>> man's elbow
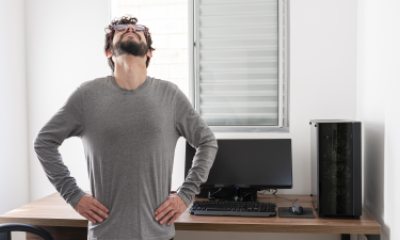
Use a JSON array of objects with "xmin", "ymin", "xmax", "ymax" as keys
[{"xmin": 33, "ymin": 133, "xmax": 49, "ymax": 154}]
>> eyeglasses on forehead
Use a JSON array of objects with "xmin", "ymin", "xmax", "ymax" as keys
[{"xmin": 105, "ymin": 24, "xmax": 147, "ymax": 33}]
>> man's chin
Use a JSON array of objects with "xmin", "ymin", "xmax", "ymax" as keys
[{"xmin": 121, "ymin": 52, "xmax": 146, "ymax": 58}]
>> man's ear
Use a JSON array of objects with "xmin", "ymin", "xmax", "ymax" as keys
[
  {"xmin": 146, "ymin": 50, "xmax": 153, "ymax": 59},
  {"xmin": 105, "ymin": 49, "xmax": 113, "ymax": 58}
]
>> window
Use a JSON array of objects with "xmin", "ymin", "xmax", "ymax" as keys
[{"xmin": 192, "ymin": 0, "xmax": 289, "ymax": 130}]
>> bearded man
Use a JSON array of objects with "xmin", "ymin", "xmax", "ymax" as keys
[{"xmin": 34, "ymin": 16, "xmax": 218, "ymax": 240}]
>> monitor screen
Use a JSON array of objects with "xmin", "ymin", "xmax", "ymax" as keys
[{"xmin": 185, "ymin": 139, "xmax": 292, "ymax": 189}]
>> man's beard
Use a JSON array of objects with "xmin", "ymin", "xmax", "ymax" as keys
[{"xmin": 113, "ymin": 37, "xmax": 148, "ymax": 57}]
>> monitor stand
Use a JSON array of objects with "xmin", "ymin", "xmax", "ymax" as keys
[{"xmin": 201, "ymin": 187, "xmax": 258, "ymax": 202}]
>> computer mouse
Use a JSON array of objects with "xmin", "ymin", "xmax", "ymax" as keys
[{"xmin": 289, "ymin": 204, "xmax": 304, "ymax": 215}]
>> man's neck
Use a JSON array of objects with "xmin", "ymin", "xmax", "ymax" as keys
[{"xmin": 113, "ymin": 55, "xmax": 147, "ymax": 90}]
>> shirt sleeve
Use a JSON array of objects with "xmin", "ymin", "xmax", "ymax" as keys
[
  {"xmin": 173, "ymin": 86, "xmax": 218, "ymax": 206},
  {"xmin": 34, "ymin": 86, "xmax": 86, "ymax": 208}
]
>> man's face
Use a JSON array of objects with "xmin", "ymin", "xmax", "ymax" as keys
[{"xmin": 111, "ymin": 24, "xmax": 149, "ymax": 57}]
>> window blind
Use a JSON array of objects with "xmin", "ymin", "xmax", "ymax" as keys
[{"xmin": 194, "ymin": 0, "xmax": 287, "ymax": 127}]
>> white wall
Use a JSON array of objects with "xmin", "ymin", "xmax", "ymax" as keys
[
  {"xmin": 286, "ymin": 0, "xmax": 357, "ymax": 196},
  {"xmin": 26, "ymin": 0, "xmax": 111, "ymax": 200},
  {"xmin": 357, "ymin": 0, "xmax": 400, "ymax": 239},
  {"xmin": 0, "ymin": 0, "xmax": 29, "ymax": 214}
]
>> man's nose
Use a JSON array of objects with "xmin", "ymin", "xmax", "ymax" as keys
[{"xmin": 126, "ymin": 25, "xmax": 136, "ymax": 32}]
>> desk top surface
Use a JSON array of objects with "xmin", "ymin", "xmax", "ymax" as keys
[{"xmin": 0, "ymin": 193, "xmax": 381, "ymax": 235}]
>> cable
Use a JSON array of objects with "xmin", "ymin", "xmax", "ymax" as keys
[
  {"xmin": 258, "ymin": 188, "xmax": 299, "ymax": 205},
  {"xmin": 207, "ymin": 188, "xmax": 223, "ymax": 200}
]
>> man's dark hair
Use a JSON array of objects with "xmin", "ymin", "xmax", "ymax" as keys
[{"xmin": 104, "ymin": 16, "xmax": 155, "ymax": 71}]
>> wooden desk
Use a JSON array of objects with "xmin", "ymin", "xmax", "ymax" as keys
[{"xmin": 0, "ymin": 193, "xmax": 381, "ymax": 240}]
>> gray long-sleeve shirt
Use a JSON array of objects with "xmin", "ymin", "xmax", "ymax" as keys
[{"xmin": 34, "ymin": 76, "xmax": 218, "ymax": 240}]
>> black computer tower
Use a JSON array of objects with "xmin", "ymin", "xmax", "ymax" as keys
[{"xmin": 310, "ymin": 120, "xmax": 361, "ymax": 218}]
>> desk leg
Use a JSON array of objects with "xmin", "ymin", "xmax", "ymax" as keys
[
  {"xmin": 0, "ymin": 232, "xmax": 10, "ymax": 240},
  {"xmin": 341, "ymin": 234, "xmax": 350, "ymax": 240}
]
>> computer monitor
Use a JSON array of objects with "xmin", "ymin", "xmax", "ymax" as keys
[{"xmin": 185, "ymin": 139, "xmax": 292, "ymax": 199}]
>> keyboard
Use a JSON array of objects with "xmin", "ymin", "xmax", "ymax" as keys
[{"xmin": 190, "ymin": 200, "xmax": 277, "ymax": 217}]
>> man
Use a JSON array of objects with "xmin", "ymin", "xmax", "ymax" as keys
[{"xmin": 34, "ymin": 16, "xmax": 218, "ymax": 240}]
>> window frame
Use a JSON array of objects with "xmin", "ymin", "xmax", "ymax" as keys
[{"xmin": 189, "ymin": 0, "xmax": 290, "ymax": 132}]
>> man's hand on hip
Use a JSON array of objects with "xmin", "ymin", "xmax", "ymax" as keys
[
  {"xmin": 155, "ymin": 193, "xmax": 187, "ymax": 225},
  {"xmin": 74, "ymin": 194, "xmax": 109, "ymax": 224}
]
